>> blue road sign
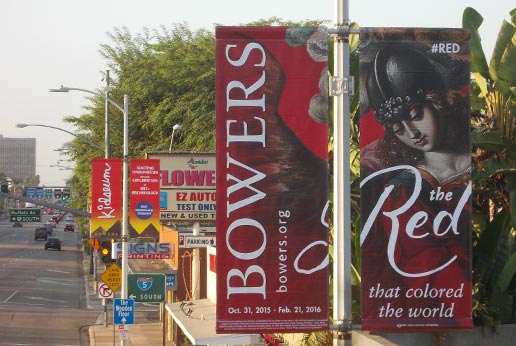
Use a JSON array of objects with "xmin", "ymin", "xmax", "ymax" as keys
[
  {"xmin": 166, "ymin": 273, "xmax": 177, "ymax": 290},
  {"xmin": 113, "ymin": 298, "xmax": 135, "ymax": 325},
  {"xmin": 26, "ymin": 187, "xmax": 35, "ymax": 198}
]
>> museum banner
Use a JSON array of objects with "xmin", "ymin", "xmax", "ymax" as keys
[
  {"xmin": 90, "ymin": 158, "xmax": 123, "ymax": 238},
  {"xmin": 129, "ymin": 159, "xmax": 161, "ymax": 238},
  {"xmin": 215, "ymin": 26, "xmax": 329, "ymax": 333},
  {"xmin": 359, "ymin": 28, "xmax": 473, "ymax": 331}
]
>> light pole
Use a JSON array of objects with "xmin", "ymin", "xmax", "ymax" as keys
[
  {"xmin": 15, "ymin": 123, "xmax": 104, "ymax": 151},
  {"xmin": 49, "ymin": 86, "xmax": 130, "ymax": 306},
  {"xmin": 168, "ymin": 124, "xmax": 182, "ymax": 153}
]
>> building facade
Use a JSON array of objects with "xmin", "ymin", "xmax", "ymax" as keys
[{"xmin": 0, "ymin": 135, "xmax": 36, "ymax": 180}]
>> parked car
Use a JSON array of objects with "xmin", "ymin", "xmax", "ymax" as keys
[
  {"xmin": 34, "ymin": 227, "xmax": 48, "ymax": 240},
  {"xmin": 45, "ymin": 237, "xmax": 62, "ymax": 251},
  {"xmin": 12, "ymin": 222, "xmax": 23, "ymax": 227},
  {"xmin": 64, "ymin": 223, "xmax": 74, "ymax": 232}
]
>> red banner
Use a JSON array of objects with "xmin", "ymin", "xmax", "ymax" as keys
[
  {"xmin": 216, "ymin": 26, "xmax": 329, "ymax": 333},
  {"xmin": 90, "ymin": 158, "xmax": 123, "ymax": 237},
  {"xmin": 359, "ymin": 28, "xmax": 472, "ymax": 331},
  {"xmin": 129, "ymin": 159, "xmax": 160, "ymax": 238}
]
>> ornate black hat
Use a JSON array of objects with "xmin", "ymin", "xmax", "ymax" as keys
[{"xmin": 364, "ymin": 45, "xmax": 446, "ymax": 125}]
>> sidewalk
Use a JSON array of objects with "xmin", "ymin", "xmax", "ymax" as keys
[{"xmin": 85, "ymin": 256, "xmax": 174, "ymax": 346}]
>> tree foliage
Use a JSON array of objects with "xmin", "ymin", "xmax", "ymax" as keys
[{"xmin": 463, "ymin": 6, "xmax": 516, "ymax": 326}]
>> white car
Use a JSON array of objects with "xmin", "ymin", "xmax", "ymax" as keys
[{"xmin": 47, "ymin": 219, "xmax": 57, "ymax": 228}]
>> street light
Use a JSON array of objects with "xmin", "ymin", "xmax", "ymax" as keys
[
  {"xmin": 168, "ymin": 124, "xmax": 182, "ymax": 153},
  {"xmin": 16, "ymin": 123, "xmax": 104, "ymax": 151},
  {"xmin": 50, "ymin": 85, "xmax": 130, "ymax": 304}
]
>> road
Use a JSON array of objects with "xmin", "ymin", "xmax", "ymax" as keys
[{"xmin": 0, "ymin": 215, "xmax": 99, "ymax": 346}]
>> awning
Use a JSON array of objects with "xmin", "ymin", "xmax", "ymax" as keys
[{"xmin": 166, "ymin": 299, "xmax": 263, "ymax": 345}]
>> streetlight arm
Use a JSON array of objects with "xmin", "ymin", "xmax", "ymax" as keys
[
  {"xmin": 16, "ymin": 123, "xmax": 104, "ymax": 151},
  {"xmin": 49, "ymin": 85, "xmax": 124, "ymax": 113}
]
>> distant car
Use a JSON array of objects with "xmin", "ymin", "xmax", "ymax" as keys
[
  {"xmin": 52, "ymin": 214, "xmax": 63, "ymax": 223},
  {"xmin": 12, "ymin": 222, "xmax": 23, "ymax": 227},
  {"xmin": 64, "ymin": 223, "xmax": 74, "ymax": 232},
  {"xmin": 47, "ymin": 219, "xmax": 57, "ymax": 228},
  {"xmin": 42, "ymin": 224, "xmax": 53, "ymax": 235},
  {"xmin": 45, "ymin": 237, "xmax": 62, "ymax": 251},
  {"xmin": 34, "ymin": 227, "xmax": 48, "ymax": 240}
]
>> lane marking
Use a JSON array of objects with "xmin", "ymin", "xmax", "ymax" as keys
[{"xmin": 4, "ymin": 290, "xmax": 19, "ymax": 303}]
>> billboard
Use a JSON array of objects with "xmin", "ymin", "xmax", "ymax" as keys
[
  {"xmin": 129, "ymin": 159, "xmax": 161, "ymax": 238},
  {"xmin": 90, "ymin": 158, "xmax": 123, "ymax": 237},
  {"xmin": 146, "ymin": 152, "xmax": 216, "ymax": 222},
  {"xmin": 359, "ymin": 28, "xmax": 472, "ymax": 330},
  {"xmin": 216, "ymin": 26, "xmax": 329, "ymax": 333}
]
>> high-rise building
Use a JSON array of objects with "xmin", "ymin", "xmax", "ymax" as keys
[{"xmin": 0, "ymin": 135, "xmax": 36, "ymax": 180}]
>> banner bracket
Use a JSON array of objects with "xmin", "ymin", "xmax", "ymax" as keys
[
  {"xmin": 327, "ymin": 25, "xmax": 359, "ymax": 41},
  {"xmin": 330, "ymin": 319, "xmax": 353, "ymax": 338},
  {"xmin": 329, "ymin": 76, "xmax": 355, "ymax": 96}
]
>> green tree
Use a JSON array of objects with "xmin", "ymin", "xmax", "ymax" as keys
[
  {"xmin": 463, "ymin": 7, "xmax": 516, "ymax": 326},
  {"xmin": 62, "ymin": 23, "xmax": 217, "ymax": 213}
]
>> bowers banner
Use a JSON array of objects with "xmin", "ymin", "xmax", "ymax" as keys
[
  {"xmin": 359, "ymin": 28, "xmax": 472, "ymax": 330},
  {"xmin": 216, "ymin": 26, "xmax": 329, "ymax": 333},
  {"xmin": 129, "ymin": 159, "xmax": 161, "ymax": 238},
  {"xmin": 90, "ymin": 158, "xmax": 123, "ymax": 237}
]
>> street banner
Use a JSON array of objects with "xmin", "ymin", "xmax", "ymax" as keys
[
  {"xmin": 359, "ymin": 28, "xmax": 472, "ymax": 330},
  {"xmin": 91, "ymin": 158, "xmax": 123, "ymax": 237},
  {"xmin": 216, "ymin": 26, "xmax": 329, "ymax": 333},
  {"xmin": 146, "ymin": 152, "xmax": 216, "ymax": 222},
  {"xmin": 129, "ymin": 159, "xmax": 160, "ymax": 238}
]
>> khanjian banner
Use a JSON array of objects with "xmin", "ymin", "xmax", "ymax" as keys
[
  {"xmin": 90, "ymin": 158, "xmax": 123, "ymax": 238},
  {"xmin": 216, "ymin": 26, "xmax": 329, "ymax": 333},
  {"xmin": 129, "ymin": 159, "xmax": 160, "ymax": 238},
  {"xmin": 359, "ymin": 28, "xmax": 472, "ymax": 330}
]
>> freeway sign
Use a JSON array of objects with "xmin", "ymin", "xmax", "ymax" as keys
[
  {"xmin": 128, "ymin": 273, "xmax": 166, "ymax": 302},
  {"xmin": 26, "ymin": 187, "xmax": 36, "ymax": 198},
  {"xmin": 45, "ymin": 188, "xmax": 53, "ymax": 199},
  {"xmin": 113, "ymin": 298, "xmax": 134, "ymax": 325},
  {"xmin": 9, "ymin": 208, "xmax": 41, "ymax": 222}
]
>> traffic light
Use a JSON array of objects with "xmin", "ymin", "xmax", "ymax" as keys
[{"xmin": 100, "ymin": 240, "xmax": 114, "ymax": 265}]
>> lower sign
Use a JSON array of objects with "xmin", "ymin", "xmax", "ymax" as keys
[
  {"xmin": 98, "ymin": 282, "xmax": 114, "ymax": 299},
  {"xmin": 113, "ymin": 298, "xmax": 135, "ymax": 325},
  {"xmin": 128, "ymin": 273, "xmax": 166, "ymax": 302}
]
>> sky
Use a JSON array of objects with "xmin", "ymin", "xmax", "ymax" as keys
[{"xmin": 1, "ymin": 0, "xmax": 513, "ymax": 186}]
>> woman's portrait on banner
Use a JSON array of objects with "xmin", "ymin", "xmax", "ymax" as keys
[{"xmin": 359, "ymin": 28, "xmax": 473, "ymax": 331}]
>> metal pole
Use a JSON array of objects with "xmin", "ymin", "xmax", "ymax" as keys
[
  {"xmin": 120, "ymin": 94, "xmax": 129, "ymax": 346},
  {"xmin": 105, "ymin": 70, "xmax": 111, "ymax": 159},
  {"xmin": 333, "ymin": 0, "xmax": 352, "ymax": 345},
  {"xmin": 192, "ymin": 222, "xmax": 200, "ymax": 300}
]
